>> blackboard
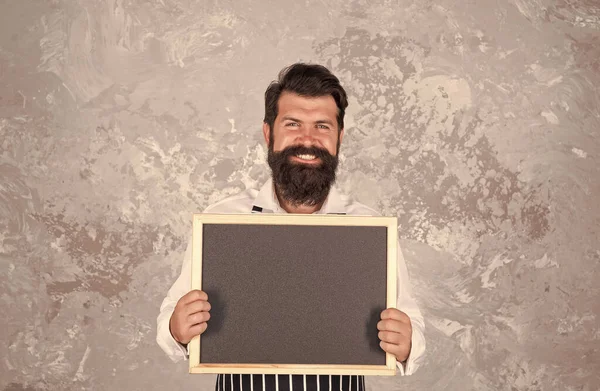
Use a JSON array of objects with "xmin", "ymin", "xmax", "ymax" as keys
[{"xmin": 189, "ymin": 214, "xmax": 397, "ymax": 376}]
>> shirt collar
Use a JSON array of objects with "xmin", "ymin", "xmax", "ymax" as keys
[{"xmin": 252, "ymin": 177, "xmax": 347, "ymax": 214}]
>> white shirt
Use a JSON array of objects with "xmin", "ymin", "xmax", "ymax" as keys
[{"xmin": 156, "ymin": 178, "xmax": 426, "ymax": 376}]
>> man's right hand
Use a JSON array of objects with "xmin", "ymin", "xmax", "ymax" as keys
[{"xmin": 169, "ymin": 290, "xmax": 211, "ymax": 345}]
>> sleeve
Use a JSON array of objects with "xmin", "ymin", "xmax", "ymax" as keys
[
  {"xmin": 394, "ymin": 243, "xmax": 426, "ymax": 375},
  {"xmin": 156, "ymin": 238, "xmax": 193, "ymax": 362}
]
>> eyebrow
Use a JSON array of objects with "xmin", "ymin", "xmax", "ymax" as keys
[
  {"xmin": 281, "ymin": 116, "xmax": 335, "ymax": 126},
  {"xmin": 281, "ymin": 116, "xmax": 303, "ymax": 123},
  {"xmin": 315, "ymin": 119, "xmax": 335, "ymax": 126}
]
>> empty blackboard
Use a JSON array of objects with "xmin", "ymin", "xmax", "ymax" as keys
[{"xmin": 189, "ymin": 214, "xmax": 397, "ymax": 376}]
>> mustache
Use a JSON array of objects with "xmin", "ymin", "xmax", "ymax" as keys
[{"xmin": 276, "ymin": 145, "xmax": 333, "ymax": 160}]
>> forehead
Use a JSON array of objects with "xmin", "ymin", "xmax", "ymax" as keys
[{"xmin": 277, "ymin": 92, "xmax": 338, "ymax": 121}]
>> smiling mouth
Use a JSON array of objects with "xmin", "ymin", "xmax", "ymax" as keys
[
  {"xmin": 290, "ymin": 153, "xmax": 321, "ymax": 164},
  {"xmin": 296, "ymin": 154, "xmax": 317, "ymax": 161}
]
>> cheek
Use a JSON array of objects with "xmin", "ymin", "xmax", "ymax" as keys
[
  {"xmin": 325, "ymin": 134, "xmax": 339, "ymax": 154},
  {"xmin": 272, "ymin": 132, "xmax": 291, "ymax": 151}
]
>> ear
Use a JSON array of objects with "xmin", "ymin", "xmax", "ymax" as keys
[
  {"xmin": 339, "ymin": 128, "xmax": 344, "ymax": 145},
  {"xmin": 262, "ymin": 122, "xmax": 271, "ymax": 146}
]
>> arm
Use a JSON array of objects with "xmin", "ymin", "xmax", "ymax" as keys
[
  {"xmin": 156, "ymin": 239, "xmax": 193, "ymax": 362},
  {"xmin": 394, "ymin": 244, "xmax": 426, "ymax": 375},
  {"xmin": 378, "ymin": 243, "xmax": 426, "ymax": 375}
]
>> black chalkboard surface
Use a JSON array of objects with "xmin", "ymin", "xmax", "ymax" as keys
[{"xmin": 189, "ymin": 214, "xmax": 397, "ymax": 376}]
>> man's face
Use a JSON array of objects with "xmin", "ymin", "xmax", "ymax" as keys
[{"xmin": 263, "ymin": 92, "xmax": 344, "ymax": 206}]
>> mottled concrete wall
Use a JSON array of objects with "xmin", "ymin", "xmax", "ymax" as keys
[{"xmin": 1, "ymin": 0, "xmax": 599, "ymax": 390}]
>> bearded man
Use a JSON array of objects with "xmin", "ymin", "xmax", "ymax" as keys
[{"xmin": 156, "ymin": 63, "xmax": 425, "ymax": 391}]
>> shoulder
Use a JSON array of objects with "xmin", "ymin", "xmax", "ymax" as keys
[
  {"xmin": 345, "ymin": 200, "xmax": 381, "ymax": 216},
  {"xmin": 203, "ymin": 188, "xmax": 258, "ymax": 214},
  {"xmin": 336, "ymin": 191, "xmax": 381, "ymax": 216}
]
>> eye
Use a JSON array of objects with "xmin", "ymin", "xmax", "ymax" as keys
[
  {"xmin": 285, "ymin": 122, "xmax": 300, "ymax": 127},
  {"xmin": 317, "ymin": 124, "xmax": 331, "ymax": 130}
]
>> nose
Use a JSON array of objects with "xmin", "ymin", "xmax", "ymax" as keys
[{"xmin": 295, "ymin": 126, "xmax": 318, "ymax": 145}]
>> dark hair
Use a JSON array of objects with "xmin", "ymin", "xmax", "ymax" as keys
[{"xmin": 263, "ymin": 63, "xmax": 348, "ymax": 137}]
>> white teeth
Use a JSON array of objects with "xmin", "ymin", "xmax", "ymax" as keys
[{"xmin": 296, "ymin": 154, "xmax": 316, "ymax": 160}]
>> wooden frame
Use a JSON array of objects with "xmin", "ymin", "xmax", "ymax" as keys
[{"xmin": 189, "ymin": 213, "xmax": 398, "ymax": 376}]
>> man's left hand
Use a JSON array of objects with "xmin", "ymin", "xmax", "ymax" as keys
[{"xmin": 377, "ymin": 308, "xmax": 412, "ymax": 363}]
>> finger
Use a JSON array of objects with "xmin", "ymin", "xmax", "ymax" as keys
[
  {"xmin": 185, "ymin": 300, "xmax": 211, "ymax": 315},
  {"xmin": 381, "ymin": 308, "xmax": 410, "ymax": 323},
  {"xmin": 377, "ymin": 319, "xmax": 407, "ymax": 334},
  {"xmin": 187, "ymin": 311, "xmax": 211, "ymax": 325},
  {"xmin": 180, "ymin": 290, "xmax": 208, "ymax": 305},
  {"xmin": 378, "ymin": 320, "xmax": 412, "ymax": 341},
  {"xmin": 181, "ymin": 322, "xmax": 208, "ymax": 344},
  {"xmin": 190, "ymin": 321, "xmax": 208, "ymax": 336},
  {"xmin": 378, "ymin": 330, "xmax": 407, "ymax": 345},
  {"xmin": 379, "ymin": 341, "xmax": 399, "ymax": 354}
]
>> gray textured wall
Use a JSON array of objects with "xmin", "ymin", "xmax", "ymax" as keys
[{"xmin": 1, "ymin": 0, "xmax": 599, "ymax": 390}]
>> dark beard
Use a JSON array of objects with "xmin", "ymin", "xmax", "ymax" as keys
[{"xmin": 267, "ymin": 144, "xmax": 339, "ymax": 207}]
